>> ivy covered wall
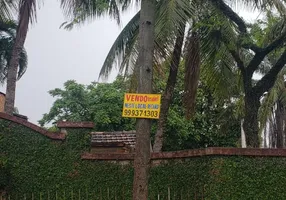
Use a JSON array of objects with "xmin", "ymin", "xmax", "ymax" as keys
[{"xmin": 1, "ymin": 119, "xmax": 286, "ymax": 199}]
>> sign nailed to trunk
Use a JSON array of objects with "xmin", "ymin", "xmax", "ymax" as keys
[{"xmin": 122, "ymin": 93, "xmax": 161, "ymax": 119}]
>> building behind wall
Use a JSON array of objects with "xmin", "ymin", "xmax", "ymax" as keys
[
  {"xmin": 0, "ymin": 92, "xmax": 5, "ymax": 112},
  {"xmin": 91, "ymin": 131, "xmax": 136, "ymax": 153}
]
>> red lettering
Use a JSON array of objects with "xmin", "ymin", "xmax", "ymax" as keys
[
  {"xmin": 135, "ymin": 95, "xmax": 139, "ymax": 101},
  {"xmin": 126, "ymin": 94, "xmax": 156, "ymax": 102}
]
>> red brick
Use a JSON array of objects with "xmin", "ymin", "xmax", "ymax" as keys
[
  {"xmin": 81, "ymin": 147, "xmax": 286, "ymax": 161},
  {"xmin": 81, "ymin": 152, "xmax": 134, "ymax": 160},
  {"xmin": 0, "ymin": 112, "xmax": 65, "ymax": 140},
  {"xmin": 57, "ymin": 121, "xmax": 94, "ymax": 128}
]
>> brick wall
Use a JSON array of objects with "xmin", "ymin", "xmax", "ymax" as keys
[
  {"xmin": 81, "ymin": 147, "xmax": 286, "ymax": 165},
  {"xmin": 0, "ymin": 112, "xmax": 65, "ymax": 140}
]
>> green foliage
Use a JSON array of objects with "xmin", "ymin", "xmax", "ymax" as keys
[
  {"xmin": 0, "ymin": 155, "xmax": 10, "ymax": 191},
  {"xmin": 41, "ymin": 74, "xmax": 240, "ymax": 151},
  {"xmin": 162, "ymin": 84, "xmax": 240, "ymax": 151},
  {"xmin": 1, "ymin": 121, "xmax": 286, "ymax": 199},
  {"xmin": 207, "ymin": 157, "xmax": 286, "ymax": 199},
  {"xmin": 0, "ymin": 119, "xmax": 133, "ymax": 198},
  {"xmin": 153, "ymin": 63, "xmax": 241, "ymax": 151},
  {"xmin": 39, "ymin": 76, "xmax": 135, "ymax": 131},
  {"xmin": 0, "ymin": 19, "xmax": 28, "ymax": 83}
]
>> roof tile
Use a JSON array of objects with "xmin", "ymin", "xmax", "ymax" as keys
[{"xmin": 91, "ymin": 131, "xmax": 136, "ymax": 147}]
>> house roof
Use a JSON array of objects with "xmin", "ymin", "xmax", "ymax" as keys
[{"xmin": 91, "ymin": 131, "xmax": 136, "ymax": 147}]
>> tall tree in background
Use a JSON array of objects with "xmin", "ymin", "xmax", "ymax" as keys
[
  {"xmin": 99, "ymin": 0, "xmax": 286, "ymax": 148},
  {"xmin": 60, "ymin": 0, "xmax": 286, "ymax": 148},
  {"xmin": 4, "ymin": 0, "xmax": 36, "ymax": 114},
  {"xmin": 132, "ymin": 0, "xmax": 155, "ymax": 199},
  {"xmin": 208, "ymin": 0, "xmax": 286, "ymax": 147},
  {"xmin": 39, "ymin": 76, "xmax": 135, "ymax": 131}
]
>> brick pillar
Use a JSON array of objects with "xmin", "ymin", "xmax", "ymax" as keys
[{"xmin": 0, "ymin": 92, "xmax": 5, "ymax": 112}]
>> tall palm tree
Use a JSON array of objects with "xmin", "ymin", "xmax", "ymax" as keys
[{"xmin": 4, "ymin": 0, "xmax": 37, "ymax": 114}]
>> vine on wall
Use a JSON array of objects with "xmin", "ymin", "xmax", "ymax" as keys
[{"xmin": 1, "ymin": 119, "xmax": 286, "ymax": 199}]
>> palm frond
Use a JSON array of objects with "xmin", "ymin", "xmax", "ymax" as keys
[
  {"xmin": 259, "ymin": 68, "xmax": 286, "ymax": 133},
  {"xmin": 238, "ymin": 0, "xmax": 286, "ymax": 13},
  {"xmin": 99, "ymin": 11, "xmax": 140, "ymax": 79},
  {"xmin": 0, "ymin": 19, "xmax": 28, "ymax": 83},
  {"xmin": 60, "ymin": 0, "xmax": 137, "ymax": 28},
  {"xmin": 0, "ymin": 0, "xmax": 17, "ymax": 22},
  {"xmin": 198, "ymin": 8, "xmax": 241, "ymax": 102},
  {"xmin": 0, "ymin": 19, "xmax": 17, "ymax": 37},
  {"xmin": 100, "ymin": 0, "xmax": 195, "ymax": 80}
]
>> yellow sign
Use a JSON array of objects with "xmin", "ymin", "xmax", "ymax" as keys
[{"xmin": 122, "ymin": 93, "xmax": 161, "ymax": 119}]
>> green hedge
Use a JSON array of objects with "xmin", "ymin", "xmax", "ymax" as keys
[{"xmin": 1, "ymin": 119, "xmax": 286, "ymax": 199}]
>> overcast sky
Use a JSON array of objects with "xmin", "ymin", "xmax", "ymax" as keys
[
  {"xmin": 0, "ymin": 1, "xmax": 261, "ymax": 124},
  {"xmin": 0, "ymin": 0, "xmax": 138, "ymax": 124}
]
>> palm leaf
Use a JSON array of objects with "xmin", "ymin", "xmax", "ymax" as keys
[
  {"xmin": 60, "ymin": 0, "xmax": 137, "ymax": 28},
  {"xmin": 0, "ymin": 0, "xmax": 17, "ymax": 22},
  {"xmin": 0, "ymin": 19, "xmax": 28, "ymax": 83},
  {"xmin": 198, "ymin": 8, "xmax": 241, "ymax": 102},
  {"xmin": 99, "ymin": 0, "xmax": 194, "ymax": 79},
  {"xmin": 99, "ymin": 11, "xmax": 140, "ymax": 79},
  {"xmin": 259, "ymin": 68, "xmax": 286, "ymax": 134}
]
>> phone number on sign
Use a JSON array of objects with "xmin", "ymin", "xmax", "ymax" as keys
[{"xmin": 123, "ymin": 109, "xmax": 159, "ymax": 118}]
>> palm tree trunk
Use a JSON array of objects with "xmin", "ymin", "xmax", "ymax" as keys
[
  {"xmin": 4, "ymin": 0, "xmax": 31, "ymax": 114},
  {"xmin": 5, "ymin": 31, "xmax": 27, "ymax": 114},
  {"xmin": 153, "ymin": 24, "xmax": 185, "ymax": 152},
  {"xmin": 132, "ymin": 0, "xmax": 155, "ymax": 199}
]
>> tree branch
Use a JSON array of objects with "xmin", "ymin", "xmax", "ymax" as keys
[
  {"xmin": 210, "ymin": 0, "xmax": 261, "ymax": 54},
  {"xmin": 246, "ymin": 53, "xmax": 266, "ymax": 75},
  {"xmin": 241, "ymin": 43, "xmax": 262, "ymax": 53},
  {"xmin": 246, "ymin": 30, "xmax": 286, "ymax": 75},
  {"xmin": 209, "ymin": 0, "xmax": 247, "ymax": 33},
  {"xmin": 253, "ymin": 48, "xmax": 286, "ymax": 96},
  {"xmin": 263, "ymin": 29, "xmax": 286, "ymax": 54},
  {"xmin": 229, "ymin": 49, "xmax": 245, "ymax": 72}
]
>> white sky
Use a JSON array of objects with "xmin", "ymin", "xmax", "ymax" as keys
[
  {"xmin": 0, "ymin": 0, "xmax": 138, "ymax": 124},
  {"xmin": 0, "ymin": 1, "xmax": 261, "ymax": 124}
]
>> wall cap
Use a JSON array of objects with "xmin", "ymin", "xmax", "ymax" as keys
[
  {"xmin": 0, "ymin": 112, "xmax": 65, "ymax": 140},
  {"xmin": 81, "ymin": 147, "xmax": 286, "ymax": 160},
  {"xmin": 57, "ymin": 121, "xmax": 94, "ymax": 128}
]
